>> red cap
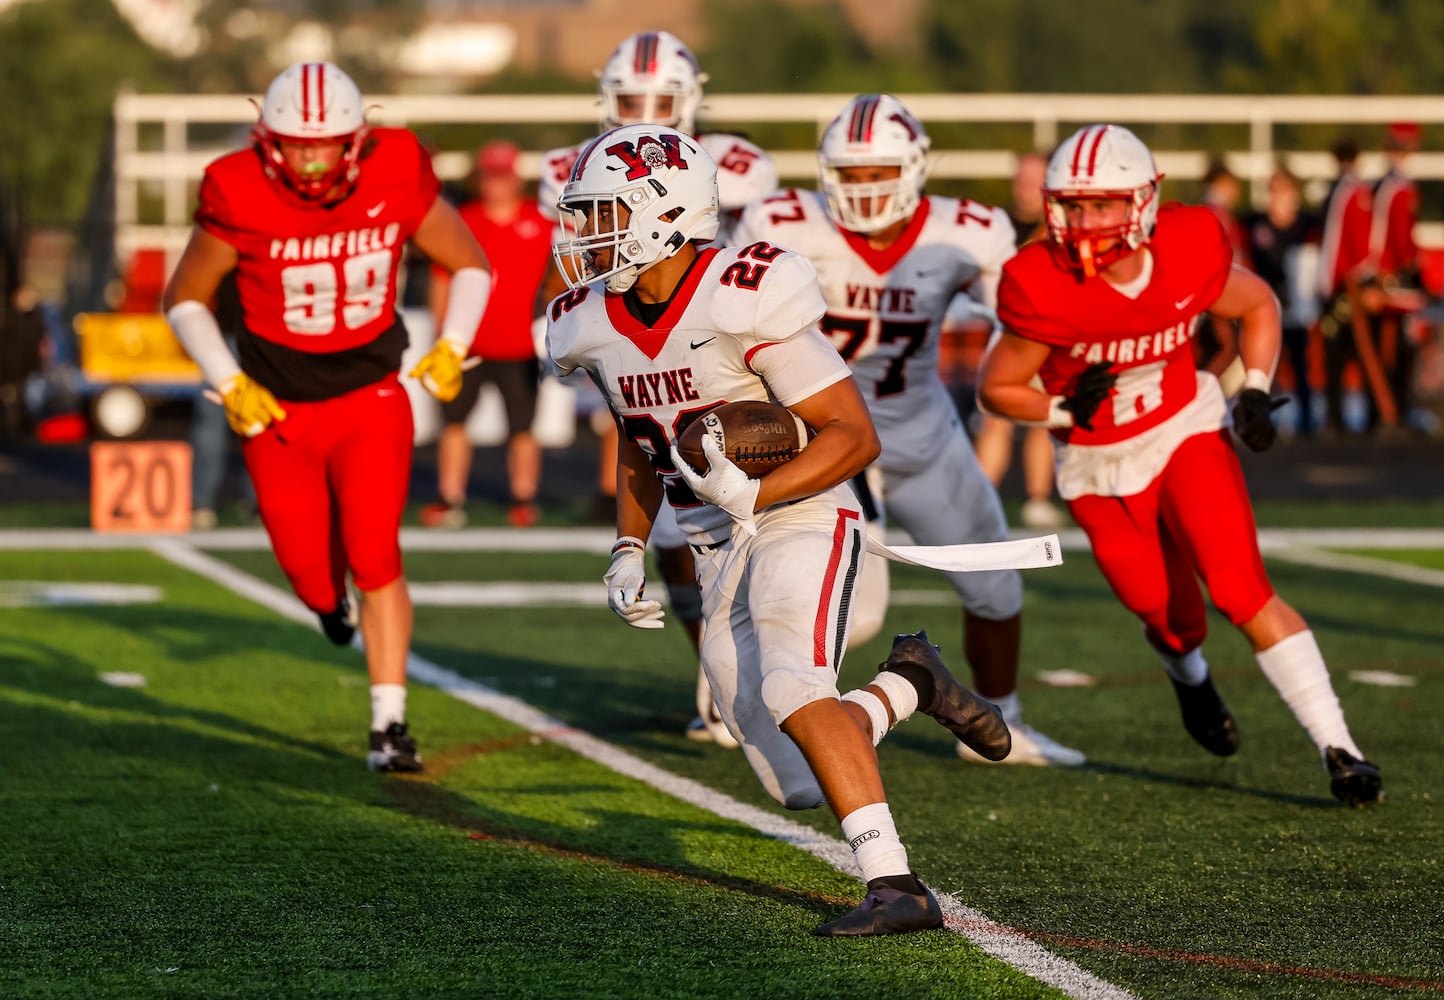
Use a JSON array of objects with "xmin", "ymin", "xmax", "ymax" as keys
[
  {"xmin": 1385, "ymin": 122, "xmax": 1422, "ymax": 150},
  {"xmin": 477, "ymin": 140, "xmax": 519, "ymax": 175}
]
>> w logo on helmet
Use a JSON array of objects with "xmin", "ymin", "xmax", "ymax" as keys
[{"xmin": 605, "ymin": 134, "xmax": 689, "ymax": 180}]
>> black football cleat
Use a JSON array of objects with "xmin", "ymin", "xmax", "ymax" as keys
[
  {"xmin": 368, "ymin": 721, "xmax": 424, "ymax": 773},
  {"xmin": 814, "ymin": 877, "xmax": 945, "ymax": 937},
  {"xmin": 1325, "ymin": 746, "xmax": 1383, "ymax": 807},
  {"xmin": 879, "ymin": 631, "xmax": 1011, "ymax": 761},
  {"xmin": 1169, "ymin": 675, "xmax": 1240, "ymax": 756},
  {"xmin": 318, "ymin": 594, "xmax": 357, "ymax": 647}
]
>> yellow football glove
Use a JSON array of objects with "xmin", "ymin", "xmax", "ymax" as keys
[
  {"xmin": 409, "ymin": 338, "xmax": 479, "ymax": 403},
  {"xmin": 211, "ymin": 374, "xmax": 287, "ymax": 438}
]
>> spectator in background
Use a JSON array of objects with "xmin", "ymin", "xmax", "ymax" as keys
[
  {"xmin": 972, "ymin": 149, "xmax": 1064, "ymax": 530},
  {"xmin": 1195, "ymin": 159, "xmax": 1250, "ymax": 377},
  {"xmin": 422, "ymin": 140, "xmax": 552, "ymax": 528},
  {"xmin": 1316, "ymin": 138, "xmax": 1379, "ymax": 436},
  {"xmin": 1242, "ymin": 166, "xmax": 1321, "ymax": 436},
  {"xmin": 1366, "ymin": 122, "xmax": 1424, "ymax": 432}
]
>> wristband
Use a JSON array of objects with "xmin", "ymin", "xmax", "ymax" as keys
[
  {"xmin": 1044, "ymin": 395, "xmax": 1075, "ymax": 429},
  {"xmin": 611, "ymin": 536, "xmax": 646, "ymax": 555}
]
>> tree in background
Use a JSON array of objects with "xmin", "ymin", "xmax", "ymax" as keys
[{"xmin": 0, "ymin": 0, "xmax": 172, "ymax": 227}]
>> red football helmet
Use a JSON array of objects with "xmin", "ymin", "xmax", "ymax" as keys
[
  {"xmin": 1043, "ymin": 124, "xmax": 1162, "ymax": 276},
  {"xmin": 252, "ymin": 62, "xmax": 370, "ymax": 205}
]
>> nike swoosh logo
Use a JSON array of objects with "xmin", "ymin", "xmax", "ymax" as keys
[
  {"xmin": 1174, "ymin": 294, "xmax": 1195, "ymax": 310},
  {"xmin": 690, "ymin": 338, "xmax": 716, "ymax": 349},
  {"xmin": 367, "ymin": 201, "xmax": 386, "ymax": 218}
]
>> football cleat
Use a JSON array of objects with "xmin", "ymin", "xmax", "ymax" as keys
[
  {"xmin": 879, "ymin": 631, "xmax": 1011, "ymax": 761},
  {"xmin": 368, "ymin": 721, "xmax": 423, "ymax": 773},
  {"xmin": 956, "ymin": 721, "xmax": 1085, "ymax": 767},
  {"xmin": 420, "ymin": 501, "xmax": 467, "ymax": 529},
  {"xmin": 685, "ymin": 711, "xmax": 741, "ymax": 750},
  {"xmin": 814, "ymin": 876, "xmax": 944, "ymax": 937},
  {"xmin": 317, "ymin": 591, "xmax": 358, "ymax": 648},
  {"xmin": 1324, "ymin": 746, "xmax": 1383, "ymax": 807},
  {"xmin": 1169, "ymin": 675, "xmax": 1240, "ymax": 756}
]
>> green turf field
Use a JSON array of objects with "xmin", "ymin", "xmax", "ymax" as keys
[{"xmin": 3, "ymin": 535, "xmax": 1440, "ymax": 999}]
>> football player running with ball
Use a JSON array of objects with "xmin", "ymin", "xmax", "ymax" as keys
[
  {"xmin": 546, "ymin": 124, "xmax": 1011, "ymax": 934},
  {"xmin": 978, "ymin": 124, "xmax": 1381, "ymax": 806},
  {"xmin": 539, "ymin": 32, "xmax": 780, "ymax": 747},
  {"xmin": 164, "ymin": 62, "xmax": 491, "ymax": 772},
  {"xmin": 735, "ymin": 94, "xmax": 1082, "ymax": 766}
]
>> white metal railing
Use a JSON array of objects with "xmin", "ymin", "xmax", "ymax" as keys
[{"xmin": 113, "ymin": 91, "xmax": 1444, "ymax": 267}]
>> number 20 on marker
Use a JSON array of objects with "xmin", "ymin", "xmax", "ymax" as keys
[{"xmin": 90, "ymin": 442, "xmax": 193, "ymax": 533}]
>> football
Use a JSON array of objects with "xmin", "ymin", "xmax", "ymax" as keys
[{"xmin": 675, "ymin": 400, "xmax": 806, "ymax": 479}]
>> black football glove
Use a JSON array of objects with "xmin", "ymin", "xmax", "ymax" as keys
[
  {"xmin": 1060, "ymin": 361, "xmax": 1118, "ymax": 432},
  {"xmin": 1232, "ymin": 388, "xmax": 1288, "ymax": 452}
]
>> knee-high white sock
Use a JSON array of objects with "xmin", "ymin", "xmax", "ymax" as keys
[
  {"xmin": 841, "ymin": 671, "xmax": 918, "ymax": 746},
  {"xmin": 839, "ymin": 801, "xmax": 910, "ymax": 883},
  {"xmin": 1255, "ymin": 630, "xmax": 1363, "ymax": 760},
  {"xmin": 370, "ymin": 684, "xmax": 407, "ymax": 731}
]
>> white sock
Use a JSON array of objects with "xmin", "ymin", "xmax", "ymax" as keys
[
  {"xmin": 989, "ymin": 691, "xmax": 1022, "ymax": 726},
  {"xmin": 1151, "ymin": 642, "xmax": 1210, "ymax": 686},
  {"xmin": 839, "ymin": 801, "xmax": 910, "ymax": 883},
  {"xmin": 370, "ymin": 684, "xmax": 407, "ymax": 732},
  {"xmin": 1254, "ymin": 630, "xmax": 1362, "ymax": 759}
]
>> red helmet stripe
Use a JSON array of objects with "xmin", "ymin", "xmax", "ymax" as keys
[
  {"xmin": 300, "ymin": 63, "xmax": 313, "ymax": 123},
  {"xmin": 314, "ymin": 63, "xmax": 326, "ymax": 123},
  {"xmin": 1080, "ymin": 124, "xmax": 1108, "ymax": 179},
  {"xmin": 849, "ymin": 95, "xmax": 880, "ymax": 143},
  {"xmin": 634, "ymin": 33, "xmax": 658, "ymax": 74}
]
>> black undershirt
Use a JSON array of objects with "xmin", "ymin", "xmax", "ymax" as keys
[{"xmin": 620, "ymin": 252, "xmax": 705, "ymax": 327}]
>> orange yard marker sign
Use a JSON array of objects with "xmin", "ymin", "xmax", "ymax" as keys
[{"xmin": 90, "ymin": 441, "xmax": 193, "ymax": 533}]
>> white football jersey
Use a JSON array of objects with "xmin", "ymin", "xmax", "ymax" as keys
[
  {"xmin": 546, "ymin": 243, "xmax": 851, "ymax": 541},
  {"xmin": 697, "ymin": 133, "xmax": 779, "ymax": 243},
  {"xmin": 735, "ymin": 188, "xmax": 1016, "ymax": 467},
  {"xmin": 537, "ymin": 139, "xmax": 586, "ymax": 227}
]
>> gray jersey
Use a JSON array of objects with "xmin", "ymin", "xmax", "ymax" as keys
[{"xmin": 735, "ymin": 189, "xmax": 1016, "ymax": 472}]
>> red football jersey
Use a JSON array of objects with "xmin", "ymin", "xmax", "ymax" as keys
[
  {"xmin": 997, "ymin": 203, "xmax": 1233, "ymax": 446},
  {"xmin": 196, "ymin": 127, "xmax": 440, "ymax": 354},
  {"xmin": 437, "ymin": 199, "xmax": 552, "ymax": 361}
]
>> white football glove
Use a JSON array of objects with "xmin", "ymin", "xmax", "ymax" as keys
[
  {"xmin": 670, "ymin": 435, "xmax": 760, "ymax": 537},
  {"xmin": 604, "ymin": 537, "xmax": 665, "ymax": 630}
]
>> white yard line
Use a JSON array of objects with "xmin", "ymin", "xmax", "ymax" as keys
[
  {"xmin": 7, "ymin": 524, "xmax": 1444, "ymax": 552},
  {"xmin": 145, "ymin": 537, "xmax": 1133, "ymax": 1000},
  {"xmin": 1266, "ymin": 546, "xmax": 1444, "ymax": 588}
]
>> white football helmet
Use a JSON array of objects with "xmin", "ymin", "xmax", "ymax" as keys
[
  {"xmin": 598, "ymin": 31, "xmax": 707, "ymax": 134},
  {"xmin": 1043, "ymin": 124, "xmax": 1162, "ymax": 276},
  {"xmin": 818, "ymin": 94, "xmax": 931, "ymax": 233},
  {"xmin": 252, "ymin": 61, "xmax": 370, "ymax": 204},
  {"xmin": 554, "ymin": 124, "xmax": 719, "ymax": 294}
]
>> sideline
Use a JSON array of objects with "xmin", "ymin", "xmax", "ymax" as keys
[{"xmin": 146, "ymin": 537, "xmax": 1134, "ymax": 1000}]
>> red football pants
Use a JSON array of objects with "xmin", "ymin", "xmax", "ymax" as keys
[
  {"xmin": 1067, "ymin": 431, "xmax": 1274, "ymax": 655},
  {"xmin": 243, "ymin": 374, "xmax": 414, "ymax": 613}
]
